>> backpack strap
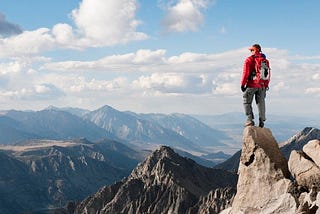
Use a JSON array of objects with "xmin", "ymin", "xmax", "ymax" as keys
[{"xmin": 248, "ymin": 55, "xmax": 256, "ymax": 80}]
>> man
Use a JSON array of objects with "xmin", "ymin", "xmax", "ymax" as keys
[{"xmin": 240, "ymin": 44, "xmax": 271, "ymax": 128}]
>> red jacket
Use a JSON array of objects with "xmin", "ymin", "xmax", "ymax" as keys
[{"xmin": 241, "ymin": 53, "xmax": 270, "ymax": 88}]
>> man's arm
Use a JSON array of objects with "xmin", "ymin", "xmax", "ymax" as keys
[{"xmin": 240, "ymin": 57, "xmax": 251, "ymax": 90}]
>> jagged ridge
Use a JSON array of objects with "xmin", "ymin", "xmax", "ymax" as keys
[{"xmin": 75, "ymin": 146, "xmax": 237, "ymax": 214}]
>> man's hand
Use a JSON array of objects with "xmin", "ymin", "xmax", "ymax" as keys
[{"xmin": 241, "ymin": 85, "xmax": 246, "ymax": 92}]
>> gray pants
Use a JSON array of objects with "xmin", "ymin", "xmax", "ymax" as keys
[{"xmin": 243, "ymin": 87, "xmax": 266, "ymax": 121}]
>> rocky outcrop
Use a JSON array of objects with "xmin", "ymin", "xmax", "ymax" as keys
[
  {"xmin": 192, "ymin": 187, "xmax": 236, "ymax": 214},
  {"xmin": 74, "ymin": 146, "xmax": 237, "ymax": 214},
  {"xmin": 288, "ymin": 139, "xmax": 320, "ymax": 212},
  {"xmin": 288, "ymin": 140, "xmax": 320, "ymax": 190},
  {"xmin": 215, "ymin": 127, "xmax": 320, "ymax": 173},
  {"xmin": 222, "ymin": 127, "xmax": 297, "ymax": 214},
  {"xmin": 221, "ymin": 127, "xmax": 320, "ymax": 214},
  {"xmin": 303, "ymin": 139, "xmax": 320, "ymax": 167},
  {"xmin": 288, "ymin": 150, "xmax": 320, "ymax": 190}
]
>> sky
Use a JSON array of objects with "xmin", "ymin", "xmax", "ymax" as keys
[{"xmin": 0, "ymin": 0, "xmax": 319, "ymax": 116}]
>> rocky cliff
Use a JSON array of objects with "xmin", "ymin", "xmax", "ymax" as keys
[
  {"xmin": 74, "ymin": 146, "xmax": 238, "ymax": 214},
  {"xmin": 222, "ymin": 126, "xmax": 320, "ymax": 214}
]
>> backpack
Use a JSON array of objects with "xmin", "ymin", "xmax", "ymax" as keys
[{"xmin": 249, "ymin": 55, "xmax": 270, "ymax": 83}]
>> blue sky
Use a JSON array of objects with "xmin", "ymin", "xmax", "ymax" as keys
[{"xmin": 0, "ymin": 0, "xmax": 319, "ymax": 116}]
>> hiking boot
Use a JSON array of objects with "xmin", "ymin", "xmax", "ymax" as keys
[
  {"xmin": 244, "ymin": 120, "xmax": 255, "ymax": 127},
  {"xmin": 259, "ymin": 119, "xmax": 264, "ymax": 128}
]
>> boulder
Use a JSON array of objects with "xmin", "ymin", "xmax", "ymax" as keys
[
  {"xmin": 303, "ymin": 139, "xmax": 320, "ymax": 167},
  {"xmin": 288, "ymin": 150, "xmax": 320, "ymax": 189}
]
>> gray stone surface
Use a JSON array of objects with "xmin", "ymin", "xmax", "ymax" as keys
[
  {"xmin": 229, "ymin": 127, "xmax": 296, "ymax": 213},
  {"xmin": 303, "ymin": 139, "xmax": 320, "ymax": 167},
  {"xmin": 288, "ymin": 150, "xmax": 320, "ymax": 189}
]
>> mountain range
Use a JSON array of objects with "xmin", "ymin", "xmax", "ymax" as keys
[
  {"xmin": 0, "ymin": 138, "xmax": 143, "ymax": 213},
  {"xmin": 2, "ymin": 105, "xmax": 317, "ymax": 156},
  {"xmin": 0, "ymin": 105, "xmax": 239, "ymax": 212},
  {"xmin": 0, "ymin": 105, "xmax": 236, "ymax": 160},
  {"xmin": 0, "ymin": 102, "xmax": 319, "ymax": 213}
]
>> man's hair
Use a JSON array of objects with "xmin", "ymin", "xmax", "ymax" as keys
[{"xmin": 252, "ymin": 44, "xmax": 261, "ymax": 52}]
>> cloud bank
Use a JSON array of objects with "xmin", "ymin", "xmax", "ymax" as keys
[
  {"xmin": 0, "ymin": 44, "xmax": 319, "ymax": 114},
  {"xmin": 0, "ymin": 0, "xmax": 319, "ymax": 115}
]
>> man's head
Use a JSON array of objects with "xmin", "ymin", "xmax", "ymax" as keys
[{"xmin": 249, "ymin": 44, "xmax": 261, "ymax": 52}]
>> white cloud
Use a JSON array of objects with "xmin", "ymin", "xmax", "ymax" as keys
[
  {"xmin": 272, "ymin": 81, "xmax": 288, "ymax": 92},
  {"xmin": 132, "ymin": 49, "xmax": 167, "ymax": 64},
  {"xmin": 0, "ymin": 28, "xmax": 55, "ymax": 57},
  {"xmin": 70, "ymin": 0, "xmax": 147, "ymax": 47},
  {"xmin": 33, "ymin": 72, "xmax": 129, "ymax": 96},
  {"xmin": 161, "ymin": 0, "xmax": 211, "ymax": 32},
  {"xmin": 291, "ymin": 55, "xmax": 320, "ymax": 61},
  {"xmin": 0, "ymin": 61, "xmax": 23, "ymax": 75},
  {"xmin": 51, "ymin": 24, "xmax": 78, "ymax": 48},
  {"xmin": 0, "ymin": 0, "xmax": 148, "ymax": 57},
  {"xmin": 133, "ymin": 73, "xmax": 185, "ymax": 92},
  {"xmin": 34, "ymin": 84, "xmax": 51, "ymax": 94},
  {"xmin": 68, "ymin": 77, "xmax": 128, "ymax": 93},
  {"xmin": 213, "ymin": 83, "xmax": 237, "ymax": 95},
  {"xmin": 0, "ymin": 56, "xmax": 49, "ymax": 76},
  {"xmin": 42, "ymin": 48, "xmax": 247, "ymax": 74},
  {"xmin": 0, "ymin": 84, "xmax": 63, "ymax": 100},
  {"xmin": 305, "ymin": 87, "xmax": 320, "ymax": 96},
  {"xmin": 312, "ymin": 73, "xmax": 320, "ymax": 80},
  {"xmin": 168, "ymin": 52, "xmax": 208, "ymax": 63},
  {"xmin": 41, "ymin": 49, "xmax": 167, "ymax": 72},
  {"xmin": 132, "ymin": 72, "xmax": 212, "ymax": 94}
]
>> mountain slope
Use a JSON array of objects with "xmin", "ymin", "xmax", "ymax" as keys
[
  {"xmin": 75, "ymin": 146, "xmax": 237, "ymax": 214},
  {"xmin": 83, "ymin": 105, "xmax": 203, "ymax": 152},
  {"xmin": 214, "ymin": 150, "xmax": 241, "ymax": 172},
  {"xmin": 4, "ymin": 109, "xmax": 111, "ymax": 142},
  {"xmin": 0, "ymin": 151, "xmax": 48, "ymax": 213},
  {"xmin": 0, "ymin": 116, "xmax": 40, "ymax": 144},
  {"xmin": 0, "ymin": 139, "xmax": 142, "ymax": 213},
  {"xmin": 134, "ymin": 112, "xmax": 232, "ymax": 148}
]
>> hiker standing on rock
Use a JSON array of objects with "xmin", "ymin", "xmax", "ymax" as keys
[{"xmin": 241, "ymin": 44, "xmax": 271, "ymax": 128}]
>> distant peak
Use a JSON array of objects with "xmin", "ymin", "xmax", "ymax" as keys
[
  {"xmin": 100, "ymin": 105, "xmax": 117, "ymax": 111},
  {"xmin": 46, "ymin": 105, "xmax": 59, "ymax": 110}
]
